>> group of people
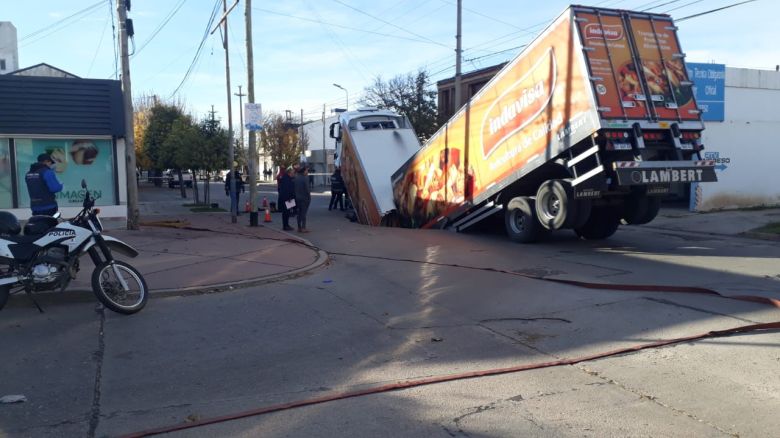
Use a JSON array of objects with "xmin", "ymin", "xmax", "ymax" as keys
[{"xmin": 276, "ymin": 164, "xmax": 312, "ymax": 232}]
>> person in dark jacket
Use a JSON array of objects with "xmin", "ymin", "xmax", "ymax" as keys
[
  {"xmin": 225, "ymin": 168, "xmax": 245, "ymax": 215},
  {"xmin": 294, "ymin": 166, "xmax": 312, "ymax": 232},
  {"xmin": 328, "ymin": 167, "xmax": 345, "ymax": 211},
  {"xmin": 25, "ymin": 153, "xmax": 63, "ymax": 216},
  {"xmin": 278, "ymin": 167, "xmax": 295, "ymax": 231}
]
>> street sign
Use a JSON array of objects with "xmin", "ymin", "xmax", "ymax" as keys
[
  {"xmin": 686, "ymin": 63, "xmax": 725, "ymax": 122},
  {"xmin": 244, "ymin": 103, "xmax": 263, "ymax": 131}
]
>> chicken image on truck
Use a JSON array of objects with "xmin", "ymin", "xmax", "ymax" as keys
[
  {"xmin": 329, "ymin": 109, "xmax": 422, "ymax": 226},
  {"xmin": 390, "ymin": 4, "xmax": 716, "ymax": 242}
]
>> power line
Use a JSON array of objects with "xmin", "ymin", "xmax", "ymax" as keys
[
  {"xmin": 110, "ymin": 0, "xmax": 118, "ymax": 79},
  {"xmin": 87, "ymin": 8, "xmax": 111, "ymax": 77},
  {"xmin": 18, "ymin": 1, "xmax": 106, "ymax": 49},
  {"xmin": 252, "ymin": 7, "xmax": 449, "ymax": 47},
  {"xmin": 133, "ymin": 0, "xmax": 188, "ymax": 58},
  {"xmin": 19, "ymin": 0, "xmax": 105, "ymax": 41},
  {"xmin": 639, "ymin": 0, "xmax": 681, "ymax": 11},
  {"xmin": 676, "ymin": 0, "xmax": 758, "ymax": 21},
  {"xmin": 330, "ymin": 0, "xmax": 450, "ymax": 49},
  {"xmin": 437, "ymin": 0, "xmax": 539, "ymax": 34},
  {"xmin": 663, "ymin": 0, "xmax": 706, "ymax": 13},
  {"xmin": 170, "ymin": 0, "xmax": 221, "ymax": 98}
]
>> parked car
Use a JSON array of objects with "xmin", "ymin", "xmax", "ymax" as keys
[{"xmin": 165, "ymin": 170, "xmax": 194, "ymax": 188}]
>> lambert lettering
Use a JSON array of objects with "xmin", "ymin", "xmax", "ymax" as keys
[{"xmin": 630, "ymin": 169, "xmax": 704, "ymax": 184}]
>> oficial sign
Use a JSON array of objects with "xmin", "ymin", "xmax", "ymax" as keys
[{"xmin": 686, "ymin": 63, "xmax": 725, "ymax": 122}]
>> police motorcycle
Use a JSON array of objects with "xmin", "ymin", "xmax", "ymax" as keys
[{"xmin": 0, "ymin": 180, "xmax": 148, "ymax": 314}]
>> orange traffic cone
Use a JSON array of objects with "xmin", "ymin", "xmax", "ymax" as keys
[
  {"xmin": 244, "ymin": 200, "xmax": 251, "ymax": 213},
  {"xmin": 264, "ymin": 206, "xmax": 272, "ymax": 223}
]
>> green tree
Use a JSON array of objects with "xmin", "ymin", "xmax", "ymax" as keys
[
  {"xmin": 195, "ymin": 116, "xmax": 229, "ymax": 204},
  {"xmin": 142, "ymin": 102, "xmax": 184, "ymax": 186},
  {"xmin": 260, "ymin": 113, "xmax": 303, "ymax": 170},
  {"xmin": 360, "ymin": 69, "xmax": 439, "ymax": 141},
  {"xmin": 162, "ymin": 115, "xmax": 200, "ymax": 199}
]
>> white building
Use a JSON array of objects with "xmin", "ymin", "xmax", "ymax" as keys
[
  {"xmin": 302, "ymin": 115, "xmax": 339, "ymax": 186},
  {"xmin": 0, "ymin": 22, "xmax": 19, "ymax": 74},
  {"xmin": 693, "ymin": 67, "xmax": 780, "ymax": 211}
]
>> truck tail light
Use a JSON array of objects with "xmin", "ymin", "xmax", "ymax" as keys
[
  {"xmin": 681, "ymin": 131, "xmax": 701, "ymax": 140},
  {"xmin": 642, "ymin": 132, "xmax": 664, "ymax": 140}
]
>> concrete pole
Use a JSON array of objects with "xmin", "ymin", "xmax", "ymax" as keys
[
  {"xmin": 221, "ymin": 0, "xmax": 236, "ymax": 223},
  {"xmin": 235, "ymin": 85, "xmax": 246, "ymax": 153},
  {"xmin": 245, "ymin": 0, "xmax": 258, "ymax": 226},
  {"xmin": 117, "ymin": 1, "xmax": 139, "ymax": 230},
  {"xmin": 454, "ymin": 0, "xmax": 463, "ymax": 111},
  {"xmin": 322, "ymin": 103, "xmax": 326, "ymax": 186}
]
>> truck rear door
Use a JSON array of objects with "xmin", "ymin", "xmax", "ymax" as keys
[
  {"xmin": 624, "ymin": 12, "xmax": 699, "ymax": 121},
  {"xmin": 575, "ymin": 8, "xmax": 652, "ymax": 121}
]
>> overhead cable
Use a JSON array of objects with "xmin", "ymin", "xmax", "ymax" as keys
[
  {"xmin": 330, "ymin": 0, "xmax": 450, "ymax": 48},
  {"xmin": 676, "ymin": 0, "xmax": 758, "ymax": 21}
]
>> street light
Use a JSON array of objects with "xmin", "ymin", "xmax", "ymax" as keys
[{"xmin": 333, "ymin": 83, "xmax": 348, "ymax": 111}]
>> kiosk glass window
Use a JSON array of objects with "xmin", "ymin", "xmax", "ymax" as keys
[
  {"xmin": 0, "ymin": 139, "xmax": 11, "ymax": 208},
  {"xmin": 15, "ymin": 138, "xmax": 116, "ymax": 208}
]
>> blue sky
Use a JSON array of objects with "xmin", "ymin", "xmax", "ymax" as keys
[{"xmin": 3, "ymin": 0, "xmax": 769, "ymax": 125}]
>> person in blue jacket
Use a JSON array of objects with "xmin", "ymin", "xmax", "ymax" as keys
[{"xmin": 25, "ymin": 153, "xmax": 63, "ymax": 216}]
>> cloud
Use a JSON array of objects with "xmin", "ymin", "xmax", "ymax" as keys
[{"xmin": 48, "ymin": 12, "xmax": 63, "ymax": 19}]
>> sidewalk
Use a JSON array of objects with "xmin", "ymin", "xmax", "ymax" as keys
[
  {"xmin": 71, "ymin": 212, "xmax": 328, "ymax": 295},
  {"xmin": 650, "ymin": 206, "xmax": 780, "ymax": 239}
]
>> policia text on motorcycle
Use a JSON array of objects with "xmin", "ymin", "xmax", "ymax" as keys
[{"xmin": 25, "ymin": 153, "xmax": 64, "ymax": 216}]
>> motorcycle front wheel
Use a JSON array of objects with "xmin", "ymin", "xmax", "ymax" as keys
[{"xmin": 91, "ymin": 260, "xmax": 148, "ymax": 314}]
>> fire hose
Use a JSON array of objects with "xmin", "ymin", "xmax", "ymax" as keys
[{"xmin": 122, "ymin": 224, "xmax": 780, "ymax": 437}]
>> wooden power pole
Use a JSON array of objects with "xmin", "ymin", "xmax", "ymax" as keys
[
  {"xmin": 117, "ymin": 0, "xmax": 140, "ymax": 230},
  {"xmin": 213, "ymin": 0, "xmax": 239, "ymax": 223},
  {"xmin": 454, "ymin": 0, "xmax": 463, "ymax": 110},
  {"xmin": 245, "ymin": 0, "xmax": 259, "ymax": 226}
]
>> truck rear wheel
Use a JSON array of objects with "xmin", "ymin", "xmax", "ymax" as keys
[
  {"xmin": 574, "ymin": 206, "xmax": 620, "ymax": 240},
  {"xmin": 505, "ymin": 196, "xmax": 548, "ymax": 243},
  {"xmin": 622, "ymin": 195, "xmax": 661, "ymax": 225},
  {"xmin": 536, "ymin": 179, "xmax": 578, "ymax": 230}
]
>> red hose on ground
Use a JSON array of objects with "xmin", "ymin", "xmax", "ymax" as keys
[{"xmin": 121, "ymin": 321, "xmax": 780, "ymax": 438}]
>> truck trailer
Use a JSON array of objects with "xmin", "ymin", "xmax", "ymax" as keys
[{"xmin": 390, "ymin": 4, "xmax": 717, "ymax": 242}]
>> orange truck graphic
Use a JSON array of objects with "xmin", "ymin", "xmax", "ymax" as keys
[{"xmin": 390, "ymin": 5, "xmax": 716, "ymax": 241}]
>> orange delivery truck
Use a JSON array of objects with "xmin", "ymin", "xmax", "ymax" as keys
[{"xmin": 390, "ymin": 4, "xmax": 716, "ymax": 242}]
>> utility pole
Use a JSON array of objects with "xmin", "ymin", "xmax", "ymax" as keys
[
  {"xmin": 245, "ymin": 0, "xmax": 258, "ymax": 226},
  {"xmin": 454, "ymin": 0, "xmax": 463, "ymax": 111},
  {"xmin": 117, "ymin": 0, "xmax": 140, "ymax": 230},
  {"xmin": 213, "ymin": 0, "xmax": 238, "ymax": 223},
  {"xmin": 322, "ymin": 103, "xmax": 326, "ymax": 186},
  {"xmin": 234, "ymin": 85, "xmax": 246, "ymax": 152}
]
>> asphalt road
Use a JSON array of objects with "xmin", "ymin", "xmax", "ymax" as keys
[{"xmin": 1, "ymin": 185, "xmax": 778, "ymax": 437}]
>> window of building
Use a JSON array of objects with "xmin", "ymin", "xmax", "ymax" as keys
[
  {"xmin": 0, "ymin": 59, "xmax": 5, "ymax": 70},
  {"xmin": 14, "ymin": 138, "xmax": 116, "ymax": 208},
  {"xmin": 0, "ymin": 139, "xmax": 11, "ymax": 208}
]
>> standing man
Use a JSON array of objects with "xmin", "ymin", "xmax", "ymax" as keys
[
  {"xmin": 328, "ymin": 167, "xmax": 345, "ymax": 211},
  {"xmin": 278, "ymin": 167, "xmax": 295, "ymax": 231},
  {"xmin": 225, "ymin": 167, "xmax": 245, "ymax": 216},
  {"xmin": 294, "ymin": 166, "xmax": 311, "ymax": 233},
  {"xmin": 25, "ymin": 153, "xmax": 63, "ymax": 216}
]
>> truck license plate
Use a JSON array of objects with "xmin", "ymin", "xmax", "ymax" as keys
[{"xmin": 612, "ymin": 142, "xmax": 632, "ymax": 150}]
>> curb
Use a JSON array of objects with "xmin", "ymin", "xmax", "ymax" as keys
[{"xmin": 3, "ymin": 228, "xmax": 330, "ymax": 309}]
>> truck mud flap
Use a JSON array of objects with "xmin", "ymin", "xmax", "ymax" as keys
[{"xmin": 613, "ymin": 160, "xmax": 717, "ymax": 186}]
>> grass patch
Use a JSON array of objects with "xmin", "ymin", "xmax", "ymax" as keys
[
  {"xmin": 190, "ymin": 206, "xmax": 226, "ymax": 213},
  {"xmin": 751, "ymin": 222, "xmax": 780, "ymax": 235},
  {"xmin": 183, "ymin": 203, "xmax": 209, "ymax": 207}
]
